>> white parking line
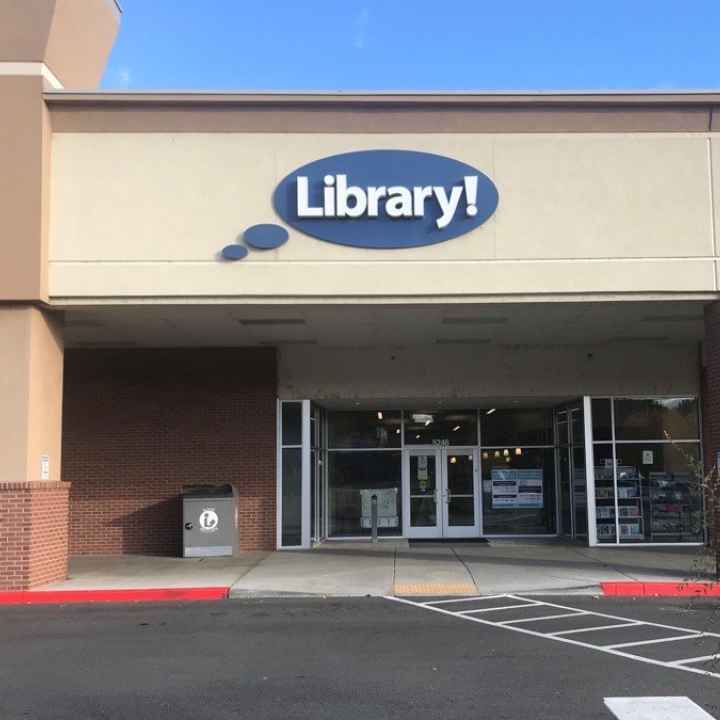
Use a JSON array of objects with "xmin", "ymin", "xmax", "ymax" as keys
[
  {"xmin": 551, "ymin": 622, "xmax": 641, "ymax": 636},
  {"xmin": 385, "ymin": 593, "xmax": 720, "ymax": 680},
  {"xmin": 605, "ymin": 696, "xmax": 717, "ymax": 720},
  {"xmin": 673, "ymin": 655, "xmax": 720, "ymax": 666},
  {"xmin": 424, "ymin": 595, "xmax": 523, "ymax": 605},
  {"xmin": 606, "ymin": 634, "xmax": 704, "ymax": 650},
  {"xmin": 500, "ymin": 611, "xmax": 588, "ymax": 625},
  {"xmin": 458, "ymin": 603, "xmax": 537, "ymax": 614}
]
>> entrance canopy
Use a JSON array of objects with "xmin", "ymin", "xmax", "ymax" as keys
[{"xmin": 61, "ymin": 299, "xmax": 705, "ymax": 351}]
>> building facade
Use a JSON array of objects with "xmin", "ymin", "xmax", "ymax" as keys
[{"xmin": 2, "ymin": 0, "xmax": 720, "ymax": 589}]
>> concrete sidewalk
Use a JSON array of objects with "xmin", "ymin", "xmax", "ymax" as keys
[
  {"xmin": 230, "ymin": 540, "xmax": 713, "ymax": 597},
  {"xmin": 39, "ymin": 552, "xmax": 269, "ymax": 591},
  {"xmin": 39, "ymin": 540, "xmax": 713, "ymax": 598}
]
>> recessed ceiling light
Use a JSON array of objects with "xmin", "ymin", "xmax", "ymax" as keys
[
  {"xmin": 259, "ymin": 339, "xmax": 318, "ymax": 346},
  {"xmin": 442, "ymin": 317, "xmax": 508, "ymax": 325},
  {"xmin": 486, "ymin": 408, "xmax": 497, "ymax": 415},
  {"xmin": 377, "ymin": 411, "xmax": 383, "ymax": 420},
  {"xmin": 609, "ymin": 336, "xmax": 668, "ymax": 343},
  {"xmin": 452, "ymin": 425, "xmax": 461, "ymax": 432},
  {"xmin": 435, "ymin": 338, "xmax": 491, "ymax": 345},
  {"xmin": 72, "ymin": 341, "xmax": 138, "ymax": 348},
  {"xmin": 641, "ymin": 315, "xmax": 701, "ymax": 323},
  {"xmin": 237, "ymin": 318, "xmax": 306, "ymax": 326}
]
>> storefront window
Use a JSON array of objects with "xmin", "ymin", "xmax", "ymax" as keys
[
  {"xmin": 481, "ymin": 447, "xmax": 557, "ymax": 535},
  {"xmin": 327, "ymin": 451, "xmax": 402, "ymax": 537},
  {"xmin": 482, "ymin": 408, "xmax": 554, "ymax": 446},
  {"xmin": 591, "ymin": 397, "xmax": 703, "ymax": 545},
  {"xmin": 404, "ymin": 410, "xmax": 477, "ymax": 445},
  {"xmin": 613, "ymin": 397, "xmax": 699, "ymax": 441},
  {"xmin": 591, "ymin": 399, "xmax": 612, "ymax": 442},
  {"xmin": 281, "ymin": 446, "xmax": 302, "ymax": 546},
  {"xmin": 593, "ymin": 443, "xmax": 618, "ymax": 544},
  {"xmin": 327, "ymin": 410, "xmax": 401, "ymax": 449},
  {"xmin": 282, "ymin": 402, "xmax": 302, "ymax": 446},
  {"xmin": 280, "ymin": 401, "xmax": 305, "ymax": 547},
  {"xmin": 616, "ymin": 443, "xmax": 703, "ymax": 543}
]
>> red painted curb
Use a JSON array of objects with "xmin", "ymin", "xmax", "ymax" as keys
[
  {"xmin": 602, "ymin": 581, "xmax": 720, "ymax": 597},
  {"xmin": 0, "ymin": 587, "xmax": 230, "ymax": 605}
]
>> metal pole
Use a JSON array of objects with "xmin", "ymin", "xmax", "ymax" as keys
[{"xmin": 371, "ymin": 494, "xmax": 378, "ymax": 543}]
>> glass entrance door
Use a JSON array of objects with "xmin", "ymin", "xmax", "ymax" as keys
[
  {"xmin": 403, "ymin": 447, "xmax": 480, "ymax": 538},
  {"xmin": 557, "ymin": 404, "xmax": 587, "ymax": 538}
]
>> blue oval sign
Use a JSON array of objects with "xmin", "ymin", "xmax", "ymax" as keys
[
  {"xmin": 273, "ymin": 149, "xmax": 499, "ymax": 249},
  {"xmin": 221, "ymin": 244, "xmax": 249, "ymax": 261},
  {"xmin": 244, "ymin": 224, "xmax": 289, "ymax": 250}
]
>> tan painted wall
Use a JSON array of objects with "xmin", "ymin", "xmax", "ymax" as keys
[
  {"xmin": 0, "ymin": 307, "xmax": 63, "ymax": 483},
  {"xmin": 0, "ymin": 1, "xmax": 56, "ymax": 62},
  {"xmin": 0, "ymin": 309, "xmax": 32, "ymax": 483},
  {"xmin": 0, "ymin": 76, "xmax": 50, "ymax": 301},
  {"xmin": 26, "ymin": 308, "xmax": 64, "ymax": 482},
  {"xmin": 0, "ymin": 0, "xmax": 119, "ymax": 88},
  {"xmin": 278, "ymin": 342, "xmax": 699, "ymax": 401},
  {"xmin": 49, "ymin": 132, "xmax": 719, "ymax": 300},
  {"xmin": 44, "ymin": 0, "xmax": 119, "ymax": 89}
]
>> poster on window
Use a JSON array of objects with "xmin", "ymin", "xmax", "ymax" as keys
[
  {"xmin": 491, "ymin": 468, "xmax": 544, "ymax": 509},
  {"xmin": 360, "ymin": 488, "xmax": 399, "ymax": 528}
]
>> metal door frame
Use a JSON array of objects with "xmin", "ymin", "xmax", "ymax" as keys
[{"xmin": 402, "ymin": 445, "xmax": 481, "ymax": 538}]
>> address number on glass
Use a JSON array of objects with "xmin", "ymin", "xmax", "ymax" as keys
[{"xmin": 432, "ymin": 439, "xmax": 450, "ymax": 447}]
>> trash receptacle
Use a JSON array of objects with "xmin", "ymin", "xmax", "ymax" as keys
[{"xmin": 182, "ymin": 484, "xmax": 238, "ymax": 558}]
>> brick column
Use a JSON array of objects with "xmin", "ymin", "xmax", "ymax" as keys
[
  {"xmin": 0, "ymin": 482, "xmax": 70, "ymax": 590},
  {"xmin": 0, "ymin": 308, "xmax": 67, "ymax": 590}
]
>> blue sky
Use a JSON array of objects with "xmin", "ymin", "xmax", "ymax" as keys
[{"xmin": 103, "ymin": 1, "xmax": 720, "ymax": 91}]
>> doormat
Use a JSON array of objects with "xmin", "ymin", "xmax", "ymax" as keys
[{"xmin": 408, "ymin": 538, "xmax": 489, "ymax": 546}]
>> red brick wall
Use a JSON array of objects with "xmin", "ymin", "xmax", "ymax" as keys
[
  {"xmin": 63, "ymin": 348, "xmax": 277, "ymax": 555},
  {"xmin": 0, "ymin": 482, "xmax": 70, "ymax": 590}
]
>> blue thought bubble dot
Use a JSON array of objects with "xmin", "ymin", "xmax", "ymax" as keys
[
  {"xmin": 244, "ymin": 224, "xmax": 289, "ymax": 250},
  {"xmin": 221, "ymin": 245, "xmax": 249, "ymax": 261}
]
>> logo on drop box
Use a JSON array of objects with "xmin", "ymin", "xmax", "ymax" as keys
[
  {"xmin": 273, "ymin": 150, "xmax": 499, "ymax": 249},
  {"xmin": 198, "ymin": 508, "xmax": 219, "ymax": 534}
]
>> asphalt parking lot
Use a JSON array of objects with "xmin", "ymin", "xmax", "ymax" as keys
[{"xmin": 0, "ymin": 595, "xmax": 718, "ymax": 720}]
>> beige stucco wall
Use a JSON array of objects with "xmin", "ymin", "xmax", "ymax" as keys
[
  {"xmin": 0, "ymin": 307, "xmax": 63, "ymax": 483},
  {"xmin": 278, "ymin": 341, "xmax": 700, "ymax": 401},
  {"xmin": 0, "ymin": 76, "xmax": 51, "ymax": 302},
  {"xmin": 49, "ymin": 132, "xmax": 720, "ymax": 300}
]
